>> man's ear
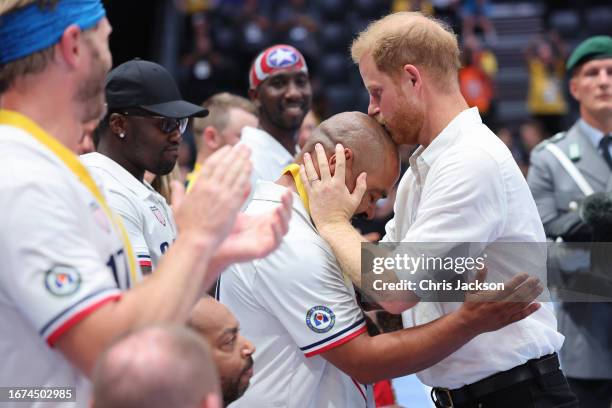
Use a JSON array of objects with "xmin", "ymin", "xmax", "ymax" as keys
[
  {"xmin": 56, "ymin": 24, "xmax": 84, "ymax": 69},
  {"xmin": 329, "ymin": 148, "xmax": 354, "ymax": 177},
  {"xmin": 109, "ymin": 113, "xmax": 127, "ymax": 138},
  {"xmin": 402, "ymin": 64, "xmax": 421, "ymax": 90},
  {"xmin": 203, "ymin": 126, "xmax": 221, "ymax": 150},
  {"xmin": 568, "ymin": 76, "xmax": 580, "ymax": 102}
]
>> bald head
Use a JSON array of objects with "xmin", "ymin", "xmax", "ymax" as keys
[
  {"xmin": 189, "ymin": 297, "xmax": 234, "ymax": 335},
  {"xmin": 189, "ymin": 297, "xmax": 256, "ymax": 407},
  {"xmin": 301, "ymin": 111, "xmax": 398, "ymax": 175},
  {"xmin": 92, "ymin": 325, "xmax": 221, "ymax": 408}
]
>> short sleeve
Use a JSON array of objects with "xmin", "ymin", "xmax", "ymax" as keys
[
  {"xmin": 0, "ymin": 177, "xmax": 122, "ymax": 346},
  {"xmin": 253, "ymin": 237, "xmax": 366, "ymax": 357}
]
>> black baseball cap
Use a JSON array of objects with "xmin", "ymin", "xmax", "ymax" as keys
[{"xmin": 105, "ymin": 59, "xmax": 208, "ymax": 119}]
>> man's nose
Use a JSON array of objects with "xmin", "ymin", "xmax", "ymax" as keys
[
  {"xmin": 242, "ymin": 337, "xmax": 256, "ymax": 356},
  {"xmin": 367, "ymin": 98, "xmax": 379, "ymax": 117},
  {"xmin": 285, "ymin": 81, "xmax": 302, "ymax": 100}
]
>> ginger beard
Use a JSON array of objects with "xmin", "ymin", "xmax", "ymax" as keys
[{"xmin": 381, "ymin": 85, "xmax": 425, "ymax": 146}]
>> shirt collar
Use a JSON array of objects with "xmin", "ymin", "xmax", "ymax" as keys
[
  {"xmin": 241, "ymin": 126, "xmax": 294, "ymax": 167},
  {"xmin": 409, "ymin": 107, "xmax": 482, "ymax": 178},
  {"xmin": 81, "ymin": 152, "xmax": 155, "ymax": 200},
  {"xmin": 251, "ymin": 180, "xmax": 312, "ymax": 228},
  {"xmin": 578, "ymin": 119, "xmax": 607, "ymax": 148}
]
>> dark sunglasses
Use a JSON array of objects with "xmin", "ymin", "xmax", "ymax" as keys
[{"xmin": 120, "ymin": 110, "xmax": 189, "ymax": 134}]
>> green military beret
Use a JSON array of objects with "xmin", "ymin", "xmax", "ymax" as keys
[{"xmin": 566, "ymin": 35, "xmax": 612, "ymax": 73}]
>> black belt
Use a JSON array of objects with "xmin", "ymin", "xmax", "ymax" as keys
[{"xmin": 431, "ymin": 353, "xmax": 561, "ymax": 408}]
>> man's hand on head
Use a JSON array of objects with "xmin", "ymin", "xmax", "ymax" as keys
[{"xmin": 300, "ymin": 143, "xmax": 367, "ymax": 236}]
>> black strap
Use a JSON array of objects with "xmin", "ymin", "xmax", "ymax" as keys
[
  {"xmin": 600, "ymin": 134, "xmax": 612, "ymax": 170},
  {"xmin": 431, "ymin": 354, "xmax": 561, "ymax": 407}
]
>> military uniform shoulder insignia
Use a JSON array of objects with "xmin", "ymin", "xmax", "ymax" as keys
[
  {"xmin": 534, "ymin": 132, "xmax": 566, "ymax": 152},
  {"xmin": 550, "ymin": 132, "xmax": 567, "ymax": 142}
]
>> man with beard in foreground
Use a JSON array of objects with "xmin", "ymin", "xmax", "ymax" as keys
[
  {"xmin": 189, "ymin": 297, "xmax": 256, "ymax": 407},
  {"xmin": 0, "ymin": 1, "xmax": 291, "ymax": 405}
]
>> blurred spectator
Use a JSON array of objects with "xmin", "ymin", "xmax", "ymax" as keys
[
  {"xmin": 174, "ymin": 0, "xmax": 215, "ymax": 14},
  {"xmin": 459, "ymin": 34, "xmax": 498, "ymax": 127},
  {"xmin": 179, "ymin": 12, "xmax": 227, "ymax": 102},
  {"xmin": 431, "ymin": 0, "xmax": 461, "ymax": 34},
  {"xmin": 497, "ymin": 126, "xmax": 528, "ymax": 175},
  {"xmin": 178, "ymin": 131, "xmax": 197, "ymax": 183},
  {"xmin": 186, "ymin": 93, "xmax": 258, "ymax": 190},
  {"xmin": 297, "ymin": 110, "xmax": 320, "ymax": 149},
  {"xmin": 519, "ymin": 119, "xmax": 546, "ymax": 157},
  {"xmin": 462, "ymin": 0, "xmax": 497, "ymax": 44},
  {"xmin": 92, "ymin": 325, "xmax": 222, "ymax": 408},
  {"xmin": 189, "ymin": 297, "xmax": 256, "ymax": 407},
  {"xmin": 275, "ymin": 0, "xmax": 320, "ymax": 65},
  {"xmin": 392, "ymin": 0, "xmax": 434, "ymax": 16},
  {"xmin": 525, "ymin": 32, "xmax": 569, "ymax": 137}
]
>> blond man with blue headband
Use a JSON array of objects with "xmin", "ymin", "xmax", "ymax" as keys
[{"xmin": 0, "ymin": 1, "xmax": 291, "ymax": 406}]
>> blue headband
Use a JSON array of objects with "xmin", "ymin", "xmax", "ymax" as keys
[{"xmin": 0, "ymin": 0, "xmax": 106, "ymax": 65}]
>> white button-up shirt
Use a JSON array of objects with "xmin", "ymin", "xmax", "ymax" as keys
[{"xmin": 382, "ymin": 108, "xmax": 564, "ymax": 388}]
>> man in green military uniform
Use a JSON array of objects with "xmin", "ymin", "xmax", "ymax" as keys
[{"xmin": 528, "ymin": 35, "xmax": 612, "ymax": 408}]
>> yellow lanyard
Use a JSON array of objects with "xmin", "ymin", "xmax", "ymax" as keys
[
  {"xmin": 0, "ymin": 109, "xmax": 138, "ymax": 285},
  {"xmin": 185, "ymin": 162, "xmax": 201, "ymax": 193},
  {"xmin": 282, "ymin": 163, "xmax": 309, "ymax": 213}
]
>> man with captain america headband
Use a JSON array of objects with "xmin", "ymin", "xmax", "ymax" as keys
[
  {"xmin": 187, "ymin": 44, "xmax": 311, "ymax": 195},
  {"xmin": 243, "ymin": 44, "xmax": 312, "ymax": 192},
  {"xmin": 0, "ymin": 1, "xmax": 291, "ymax": 406}
]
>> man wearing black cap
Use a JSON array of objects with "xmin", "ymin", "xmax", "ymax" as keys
[
  {"xmin": 83, "ymin": 59, "xmax": 208, "ymax": 276},
  {"xmin": 528, "ymin": 35, "xmax": 612, "ymax": 407}
]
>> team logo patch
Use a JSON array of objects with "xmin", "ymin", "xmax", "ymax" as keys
[
  {"xmin": 90, "ymin": 202, "xmax": 111, "ymax": 233},
  {"xmin": 306, "ymin": 305, "xmax": 335, "ymax": 333},
  {"xmin": 150, "ymin": 206, "xmax": 166, "ymax": 226},
  {"xmin": 45, "ymin": 266, "xmax": 81, "ymax": 296}
]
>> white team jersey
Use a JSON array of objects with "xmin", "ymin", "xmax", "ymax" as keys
[
  {"xmin": 0, "ymin": 124, "xmax": 132, "ymax": 407},
  {"xmin": 219, "ymin": 181, "xmax": 374, "ymax": 408},
  {"xmin": 239, "ymin": 126, "xmax": 294, "ymax": 191},
  {"xmin": 81, "ymin": 152, "xmax": 177, "ymax": 274}
]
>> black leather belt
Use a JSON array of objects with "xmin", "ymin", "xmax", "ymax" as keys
[{"xmin": 431, "ymin": 353, "xmax": 561, "ymax": 408}]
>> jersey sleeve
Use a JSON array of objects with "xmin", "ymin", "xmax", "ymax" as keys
[
  {"xmin": 103, "ymin": 187, "xmax": 152, "ymax": 271},
  {"xmin": 0, "ymin": 175, "xmax": 122, "ymax": 347},
  {"xmin": 253, "ymin": 237, "xmax": 366, "ymax": 357}
]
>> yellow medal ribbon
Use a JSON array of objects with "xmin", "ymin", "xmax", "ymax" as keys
[
  {"xmin": 282, "ymin": 163, "xmax": 309, "ymax": 213},
  {"xmin": 185, "ymin": 162, "xmax": 202, "ymax": 193},
  {"xmin": 0, "ymin": 109, "xmax": 138, "ymax": 286}
]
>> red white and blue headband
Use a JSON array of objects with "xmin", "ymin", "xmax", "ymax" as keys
[
  {"xmin": 0, "ymin": 0, "xmax": 106, "ymax": 65},
  {"xmin": 249, "ymin": 44, "xmax": 308, "ymax": 90}
]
